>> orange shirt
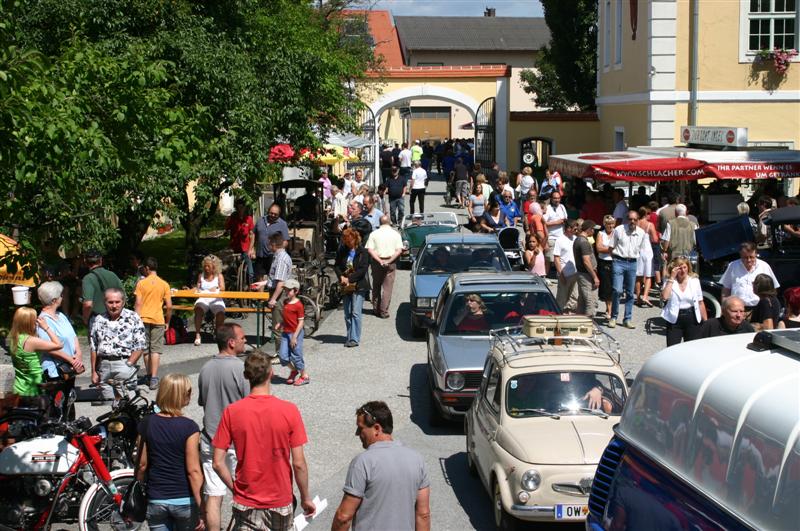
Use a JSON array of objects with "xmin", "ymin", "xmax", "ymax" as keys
[{"xmin": 134, "ymin": 274, "xmax": 171, "ymax": 325}]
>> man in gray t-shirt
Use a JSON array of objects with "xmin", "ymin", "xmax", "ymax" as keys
[
  {"xmin": 332, "ymin": 401, "xmax": 431, "ymax": 531},
  {"xmin": 197, "ymin": 323, "xmax": 250, "ymax": 531}
]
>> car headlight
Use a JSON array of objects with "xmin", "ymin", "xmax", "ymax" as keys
[
  {"xmin": 416, "ymin": 297, "xmax": 433, "ymax": 308},
  {"xmin": 402, "ymin": 240, "xmax": 410, "ymax": 250},
  {"xmin": 521, "ymin": 469, "xmax": 541, "ymax": 491},
  {"xmin": 445, "ymin": 372, "xmax": 465, "ymax": 391}
]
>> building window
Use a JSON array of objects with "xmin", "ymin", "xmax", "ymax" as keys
[
  {"xmin": 615, "ymin": 0, "xmax": 623, "ymax": 64},
  {"xmin": 603, "ymin": 0, "xmax": 612, "ymax": 67},
  {"xmin": 740, "ymin": 0, "xmax": 798, "ymax": 61}
]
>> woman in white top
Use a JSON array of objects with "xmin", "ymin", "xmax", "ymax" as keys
[
  {"xmin": 660, "ymin": 256, "xmax": 707, "ymax": 346},
  {"xmin": 595, "ymin": 215, "xmax": 616, "ymax": 321},
  {"xmin": 193, "ymin": 255, "xmax": 226, "ymax": 346}
]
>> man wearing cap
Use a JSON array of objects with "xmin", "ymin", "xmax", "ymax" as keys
[
  {"xmin": 365, "ymin": 216, "xmax": 403, "ymax": 319},
  {"xmin": 81, "ymin": 251, "xmax": 123, "ymax": 327}
]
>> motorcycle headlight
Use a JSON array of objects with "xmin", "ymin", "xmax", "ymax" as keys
[
  {"xmin": 521, "ymin": 469, "xmax": 541, "ymax": 491},
  {"xmin": 446, "ymin": 372, "xmax": 465, "ymax": 391},
  {"xmin": 107, "ymin": 421, "xmax": 125, "ymax": 433},
  {"xmin": 416, "ymin": 297, "xmax": 433, "ymax": 308}
]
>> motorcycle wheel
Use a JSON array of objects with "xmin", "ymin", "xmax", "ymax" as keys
[{"xmin": 78, "ymin": 470, "xmax": 142, "ymax": 531}]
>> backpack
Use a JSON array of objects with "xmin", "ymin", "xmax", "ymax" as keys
[{"xmin": 166, "ymin": 315, "xmax": 190, "ymax": 345}]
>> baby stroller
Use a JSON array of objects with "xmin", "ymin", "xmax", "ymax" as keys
[{"xmin": 498, "ymin": 226, "xmax": 524, "ymax": 270}]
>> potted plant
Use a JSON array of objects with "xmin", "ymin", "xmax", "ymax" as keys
[{"xmin": 755, "ymin": 47, "xmax": 798, "ymax": 75}]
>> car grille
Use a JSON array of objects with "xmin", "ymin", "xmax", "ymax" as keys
[
  {"xmin": 587, "ymin": 437, "xmax": 626, "ymax": 519},
  {"xmin": 463, "ymin": 372, "xmax": 482, "ymax": 389},
  {"xmin": 552, "ymin": 482, "xmax": 590, "ymax": 497}
]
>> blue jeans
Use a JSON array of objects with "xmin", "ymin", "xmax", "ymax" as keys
[
  {"xmin": 612, "ymin": 258, "xmax": 638, "ymax": 322},
  {"xmin": 343, "ymin": 290, "xmax": 366, "ymax": 344},
  {"xmin": 389, "ymin": 197, "xmax": 405, "ymax": 225},
  {"xmin": 240, "ymin": 252, "xmax": 254, "ymax": 284},
  {"xmin": 279, "ymin": 329, "xmax": 305, "ymax": 371},
  {"xmin": 147, "ymin": 502, "xmax": 198, "ymax": 531}
]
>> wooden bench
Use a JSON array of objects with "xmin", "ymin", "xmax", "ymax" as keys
[{"xmin": 170, "ymin": 290, "xmax": 273, "ymax": 346}]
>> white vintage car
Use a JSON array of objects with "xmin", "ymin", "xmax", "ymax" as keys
[{"xmin": 464, "ymin": 316, "xmax": 629, "ymax": 529}]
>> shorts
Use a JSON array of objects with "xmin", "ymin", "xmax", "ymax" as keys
[
  {"xmin": 201, "ymin": 435, "xmax": 237, "ymax": 496},
  {"xmin": 195, "ymin": 298, "xmax": 225, "ymax": 314},
  {"xmin": 232, "ymin": 502, "xmax": 293, "ymax": 531},
  {"xmin": 144, "ymin": 324, "xmax": 165, "ymax": 354},
  {"xmin": 455, "ymin": 180, "xmax": 470, "ymax": 199},
  {"xmin": 544, "ymin": 237, "xmax": 557, "ymax": 262}
]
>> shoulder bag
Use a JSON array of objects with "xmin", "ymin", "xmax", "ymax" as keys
[{"xmin": 120, "ymin": 416, "xmax": 149, "ymax": 523}]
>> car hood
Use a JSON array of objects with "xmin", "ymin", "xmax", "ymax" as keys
[
  {"xmin": 437, "ymin": 335, "xmax": 491, "ymax": 370},
  {"xmin": 403, "ymin": 225, "xmax": 457, "ymax": 248},
  {"xmin": 412, "ymin": 274, "xmax": 451, "ymax": 298},
  {"xmin": 497, "ymin": 416, "xmax": 616, "ymax": 465}
]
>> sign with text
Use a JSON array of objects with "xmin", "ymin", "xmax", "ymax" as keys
[
  {"xmin": 706, "ymin": 161, "xmax": 800, "ymax": 179},
  {"xmin": 680, "ymin": 126, "xmax": 748, "ymax": 147}
]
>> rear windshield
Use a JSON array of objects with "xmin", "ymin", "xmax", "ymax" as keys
[
  {"xmin": 506, "ymin": 371, "xmax": 627, "ymax": 417},
  {"xmin": 442, "ymin": 291, "xmax": 558, "ymax": 336},
  {"xmin": 417, "ymin": 243, "xmax": 510, "ymax": 275}
]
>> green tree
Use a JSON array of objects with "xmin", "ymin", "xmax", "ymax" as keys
[{"xmin": 520, "ymin": 0, "xmax": 597, "ymax": 111}]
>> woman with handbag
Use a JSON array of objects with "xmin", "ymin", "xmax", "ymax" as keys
[
  {"xmin": 36, "ymin": 281, "xmax": 85, "ymax": 419},
  {"xmin": 136, "ymin": 373, "xmax": 205, "ymax": 531},
  {"xmin": 335, "ymin": 228, "xmax": 371, "ymax": 347}
]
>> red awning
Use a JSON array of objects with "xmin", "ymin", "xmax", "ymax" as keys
[{"xmin": 549, "ymin": 152, "xmax": 707, "ymax": 182}]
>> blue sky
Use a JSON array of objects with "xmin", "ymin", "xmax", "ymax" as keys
[{"xmin": 370, "ymin": 0, "xmax": 543, "ymax": 18}]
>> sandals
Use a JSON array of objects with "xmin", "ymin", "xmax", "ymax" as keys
[
  {"xmin": 285, "ymin": 370, "xmax": 299, "ymax": 385},
  {"xmin": 293, "ymin": 375, "xmax": 310, "ymax": 386}
]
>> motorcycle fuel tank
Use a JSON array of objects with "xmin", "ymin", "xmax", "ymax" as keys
[{"xmin": 0, "ymin": 434, "xmax": 80, "ymax": 475}]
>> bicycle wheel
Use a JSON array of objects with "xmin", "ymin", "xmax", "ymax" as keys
[
  {"xmin": 78, "ymin": 470, "xmax": 142, "ymax": 531},
  {"xmin": 298, "ymin": 295, "xmax": 319, "ymax": 337}
]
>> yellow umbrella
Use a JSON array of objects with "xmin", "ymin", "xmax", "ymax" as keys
[
  {"xmin": 317, "ymin": 144, "xmax": 360, "ymax": 165},
  {"xmin": 0, "ymin": 235, "xmax": 36, "ymax": 287}
]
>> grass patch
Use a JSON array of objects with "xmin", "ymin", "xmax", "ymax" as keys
[{"xmin": 140, "ymin": 227, "xmax": 227, "ymax": 287}]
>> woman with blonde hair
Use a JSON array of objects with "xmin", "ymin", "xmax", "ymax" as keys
[
  {"xmin": 8, "ymin": 306, "xmax": 64, "ymax": 406},
  {"xmin": 475, "ymin": 173, "xmax": 493, "ymax": 199},
  {"xmin": 660, "ymin": 256, "xmax": 707, "ymax": 346},
  {"xmin": 518, "ymin": 165, "xmax": 537, "ymax": 201},
  {"xmin": 136, "ymin": 373, "xmax": 204, "ymax": 531},
  {"xmin": 596, "ymin": 215, "xmax": 616, "ymax": 321},
  {"xmin": 193, "ymin": 255, "xmax": 226, "ymax": 346}
]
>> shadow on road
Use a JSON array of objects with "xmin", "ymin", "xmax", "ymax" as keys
[
  {"xmin": 307, "ymin": 334, "xmax": 346, "ymax": 345},
  {"xmin": 440, "ymin": 452, "xmax": 494, "ymax": 529},
  {"xmin": 395, "ymin": 302, "xmax": 425, "ymax": 342},
  {"xmin": 408, "ymin": 363, "xmax": 465, "ymax": 436}
]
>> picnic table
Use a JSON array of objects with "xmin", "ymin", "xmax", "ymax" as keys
[{"xmin": 170, "ymin": 289, "xmax": 272, "ymax": 347}]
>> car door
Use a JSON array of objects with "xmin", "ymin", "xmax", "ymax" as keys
[{"xmin": 473, "ymin": 360, "xmax": 502, "ymax": 483}]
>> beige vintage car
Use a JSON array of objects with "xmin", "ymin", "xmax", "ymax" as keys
[{"xmin": 464, "ymin": 316, "xmax": 628, "ymax": 529}]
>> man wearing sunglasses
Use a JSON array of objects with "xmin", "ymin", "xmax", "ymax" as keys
[
  {"xmin": 332, "ymin": 401, "xmax": 431, "ymax": 531},
  {"xmin": 609, "ymin": 210, "xmax": 650, "ymax": 329}
]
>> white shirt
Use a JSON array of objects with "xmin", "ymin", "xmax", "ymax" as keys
[
  {"xmin": 411, "ymin": 167, "xmax": 427, "ymax": 190},
  {"xmin": 612, "ymin": 200, "xmax": 628, "ymax": 221},
  {"xmin": 365, "ymin": 225, "xmax": 403, "ymax": 258},
  {"xmin": 720, "ymin": 258, "xmax": 779, "ymax": 307},
  {"xmin": 554, "ymin": 234, "xmax": 577, "ymax": 277},
  {"xmin": 343, "ymin": 178, "xmax": 355, "ymax": 197},
  {"xmin": 611, "ymin": 224, "xmax": 648, "ymax": 259},
  {"xmin": 519, "ymin": 175, "xmax": 535, "ymax": 196},
  {"xmin": 333, "ymin": 192, "xmax": 348, "ymax": 219},
  {"xmin": 398, "ymin": 149, "xmax": 412, "ymax": 168},
  {"xmin": 597, "ymin": 230, "xmax": 614, "ymax": 261},
  {"xmin": 661, "ymin": 277, "xmax": 703, "ymax": 324},
  {"xmin": 543, "ymin": 203, "xmax": 568, "ymax": 238}
]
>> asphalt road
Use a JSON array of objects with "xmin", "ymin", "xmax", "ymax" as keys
[{"xmin": 53, "ymin": 173, "xmax": 670, "ymax": 530}]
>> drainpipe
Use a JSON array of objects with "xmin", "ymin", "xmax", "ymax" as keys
[{"xmin": 688, "ymin": 0, "xmax": 699, "ymax": 126}]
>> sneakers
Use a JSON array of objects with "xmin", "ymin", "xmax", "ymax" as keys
[
  {"xmin": 623, "ymin": 320, "xmax": 636, "ymax": 329},
  {"xmin": 345, "ymin": 340, "xmax": 359, "ymax": 347},
  {"xmin": 293, "ymin": 375, "xmax": 310, "ymax": 386},
  {"xmin": 149, "ymin": 377, "xmax": 160, "ymax": 390},
  {"xmin": 607, "ymin": 320, "xmax": 616, "ymax": 329}
]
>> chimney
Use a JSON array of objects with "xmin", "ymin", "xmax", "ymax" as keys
[{"xmin": 484, "ymin": 7, "xmax": 495, "ymax": 17}]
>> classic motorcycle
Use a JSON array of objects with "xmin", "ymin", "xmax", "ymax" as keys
[
  {"xmin": 96, "ymin": 379, "xmax": 154, "ymax": 470},
  {"xmin": 0, "ymin": 416, "xmax": 140, "ymax": 530}
]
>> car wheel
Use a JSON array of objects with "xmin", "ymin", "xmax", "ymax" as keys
[
  {"xmin": 466, "ymin": 419, "xmax": 478, "ymax": 477},
  {"xmin": 411, "ymin": 316, "xmax": 426, "ymax": 338},
  {"xmin": 493, "ymin": 479, "xmax": 519, "ymax": 531}
]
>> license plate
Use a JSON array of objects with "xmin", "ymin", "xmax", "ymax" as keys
[{"xmin": 555, "ymin": 504, "xmax": 588, "ymax": 520}]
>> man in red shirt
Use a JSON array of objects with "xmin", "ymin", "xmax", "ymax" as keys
[
  {"xmin": 225, "ymin": 199, "xmax": 255, "ymax": 284},
  {"xmin": 213, "ymin": 351, "xmax": 315, "ymax": 530}
]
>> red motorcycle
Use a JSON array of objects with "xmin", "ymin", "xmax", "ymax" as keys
[{"xmin": 0, "ymin": 416, "xmax": 140, "ymax": 530}]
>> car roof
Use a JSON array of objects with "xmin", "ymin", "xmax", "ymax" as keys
[
  {"xmin": 451, "ymin": 272, "xmax": 550, "ymax": 291},
  {"xmin": 618, "ymin": 332, "xmax": 800, "ymax": 530},
  {"xmin": 425, "ymin": 233, "xmax": 499, "ymax": 244}
]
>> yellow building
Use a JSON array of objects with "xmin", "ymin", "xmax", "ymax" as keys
[{"xmin": 596, "ymin": 0, "xmax": 800, "ymax": 151}]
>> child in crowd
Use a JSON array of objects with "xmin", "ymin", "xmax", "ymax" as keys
[{"xmin": 275, "ymin": 278, "xmax": 309, "ymax": 386}]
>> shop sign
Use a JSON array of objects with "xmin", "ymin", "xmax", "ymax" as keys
[
  {"xmin": 706, "ymin": 161, "xmax": 800, "ymax": 179},
  {"xmin": 680, "ymin": 126, "xmax": 748, "ymax": 147}
]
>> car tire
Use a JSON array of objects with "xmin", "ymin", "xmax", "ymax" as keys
[
  {"xmin": 411, "ymin": 316, "xmax": 426, "ymax": 338},
  {"xmin": 493, "ymin": 479, "xmax": 519, "ymax": 531},
  {"xmin": 466, "ymin": 419, "xmax": 478, "ymax": 477}
]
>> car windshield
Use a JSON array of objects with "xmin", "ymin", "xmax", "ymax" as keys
[
  {"xmin": 417, "ymin": 243, "xmax": 510, "ymax": 275},
  {"xmin": 506, "ymin": 372, "xmax": 626, "ymax": 417},
  {"xmin": 441, "ymin": 291, "xmax": 559, "ymax": 335}
]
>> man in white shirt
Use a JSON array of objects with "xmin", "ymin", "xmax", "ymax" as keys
[
  {"xmin": 720, "ymin": 241, "xmax": 779, "ymax": 310},
  {"xmin": 612, "ymin": 189, "xmax": 628, "ymax": 225},
  {"xmin": 398, "ymin": 142, "xmax": 413, "ymax": 180},
  {"xmin": 554, "ymin": 219, "xmax": 579, "ymax": 312},
  {"xmin": 342, "ymin": 172, "xmax": 356, "ymax": 198},
  {"xmin": 609, "ymin": 209, "xmax": 650, "ymax": 328},
  {"xmin": 365, "ymin": 216, "xmax": 404, "ymax": 319},
  {"xmin": 661, "ymin": 203, "xmax": 697, "ymax": 262},
  {"xmin": 543, "ymin": 191, "xmax": 568, "ymax": 275},
  {"xmin": 409, "ymin": 161, "xmax": 428, "ymax": 215}
]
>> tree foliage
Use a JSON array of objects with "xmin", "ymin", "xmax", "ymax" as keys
[
  {"xmin": 1, "ymin": 0, "xmax": 373, "ymax": 273},
  {"xmin": 521, "ymin": 0, "xmax": 597, "ymax": 111}
]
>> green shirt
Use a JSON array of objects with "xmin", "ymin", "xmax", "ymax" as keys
[
  {"xmin": 82, "ymin": 267, "xmax": 123, "ymax": 315},
  {"xmin": 13, "ymin": 334, "xmax": 43, "ymax": 397},
  {"xmin": 410, "ymin": 144, "xmax": 423, "ymax": 162}
]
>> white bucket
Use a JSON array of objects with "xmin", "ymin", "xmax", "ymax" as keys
[{"xmin": 11, "ymin": 286, "xmax": 31, "ymax": 305}]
